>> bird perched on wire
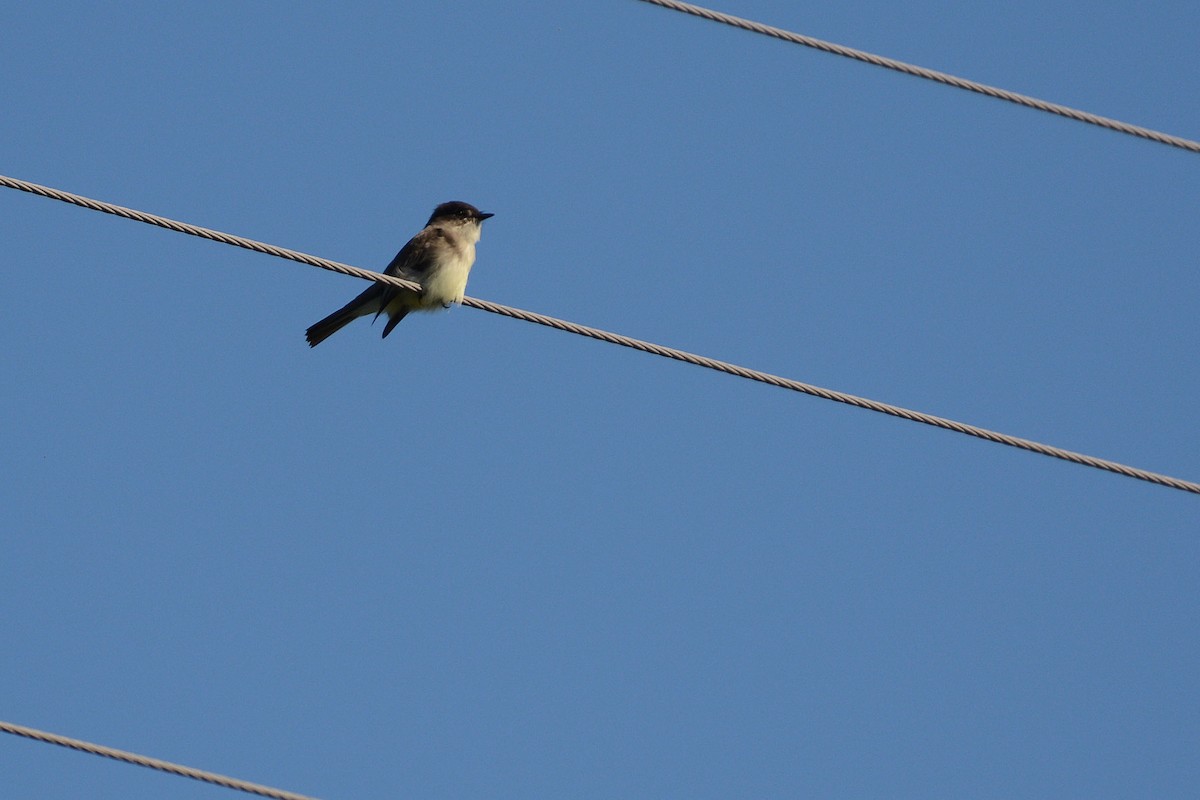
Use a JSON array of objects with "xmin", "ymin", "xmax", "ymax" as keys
[{"xmin": 305, "ymin": 201, "xmax": 494, "ymax": 347}]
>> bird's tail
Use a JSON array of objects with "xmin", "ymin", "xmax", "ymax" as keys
[{"xmin": 306, "ymin": 300, "xmax": 369, "ymax": 347}]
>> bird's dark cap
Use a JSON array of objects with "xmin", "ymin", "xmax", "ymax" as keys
[{"xmin": 428, "ymin": 201, "xmax": 493, "ymax": 224}]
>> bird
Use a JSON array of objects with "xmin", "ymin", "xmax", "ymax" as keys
[{"xmin": 305, "ymin": 201, "xmax": 494, "ymax": 347}]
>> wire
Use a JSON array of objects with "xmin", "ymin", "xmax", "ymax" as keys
[
  {"xmin": 632, "ymin": 0, "xmax": 1200, "ymax": 155},
  {"xmin": 0, "ymin": 720, "xmax": 320, "ymax": 800},
  {"xmin": 2, "ymin": 173, "xmax": 1198, "ymax": 495}
]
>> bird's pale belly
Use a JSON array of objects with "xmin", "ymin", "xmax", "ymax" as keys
[{"xmin": 418, "ymin": 253, "xmax": 474, "ymax": 307}]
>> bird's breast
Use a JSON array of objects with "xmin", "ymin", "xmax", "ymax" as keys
[{"xmin": 419, "ymin": 245, "xmax": 476, "ymax": 307}]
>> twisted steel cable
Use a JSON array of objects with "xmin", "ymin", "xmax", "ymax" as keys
[
  {"xmin": 3, "ymin": 173, "xmax": 1197, "ymax": 494},
  {"xmin": 0, "ymin": 720, "xmax": 320, "ymax": 800},
  {"xmin": 633, "ymin": 0, "xmax": 1200, "ymax": 154}
]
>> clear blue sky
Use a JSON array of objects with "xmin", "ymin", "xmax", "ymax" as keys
[{"xmin": 3, "ymin": 2, "xmax": 1198, "ymax": 798}]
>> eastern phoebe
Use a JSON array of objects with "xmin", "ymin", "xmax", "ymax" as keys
[{"xmin": 305, "ymin": 201, "xmax": 494, "ymax": 347}]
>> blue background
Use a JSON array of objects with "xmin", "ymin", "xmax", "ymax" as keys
[{"xmin": 3, "ymin": 2, "xmax": 1198, "ymax": 797}]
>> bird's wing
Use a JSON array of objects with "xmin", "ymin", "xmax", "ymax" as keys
[{"xmin": 372, "ymin": 227, "xmax": 440, "ymax": 321}]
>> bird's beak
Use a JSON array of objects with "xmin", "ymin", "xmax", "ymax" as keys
[{"xmin": 478, "ymin": 212, "xmax": 495, "ymax": 220}]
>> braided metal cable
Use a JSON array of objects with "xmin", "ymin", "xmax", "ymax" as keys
[
  {"xmin": 0, "ymin": 721, "xmax": 320, "ymax": 800},
  {"xmin": 2, "ymin": 173, "xmax": 1198, "ymax": 494},
  {"xmin": 633, "ymin": 0, "xmax": 1200, "ymax": 154}
]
